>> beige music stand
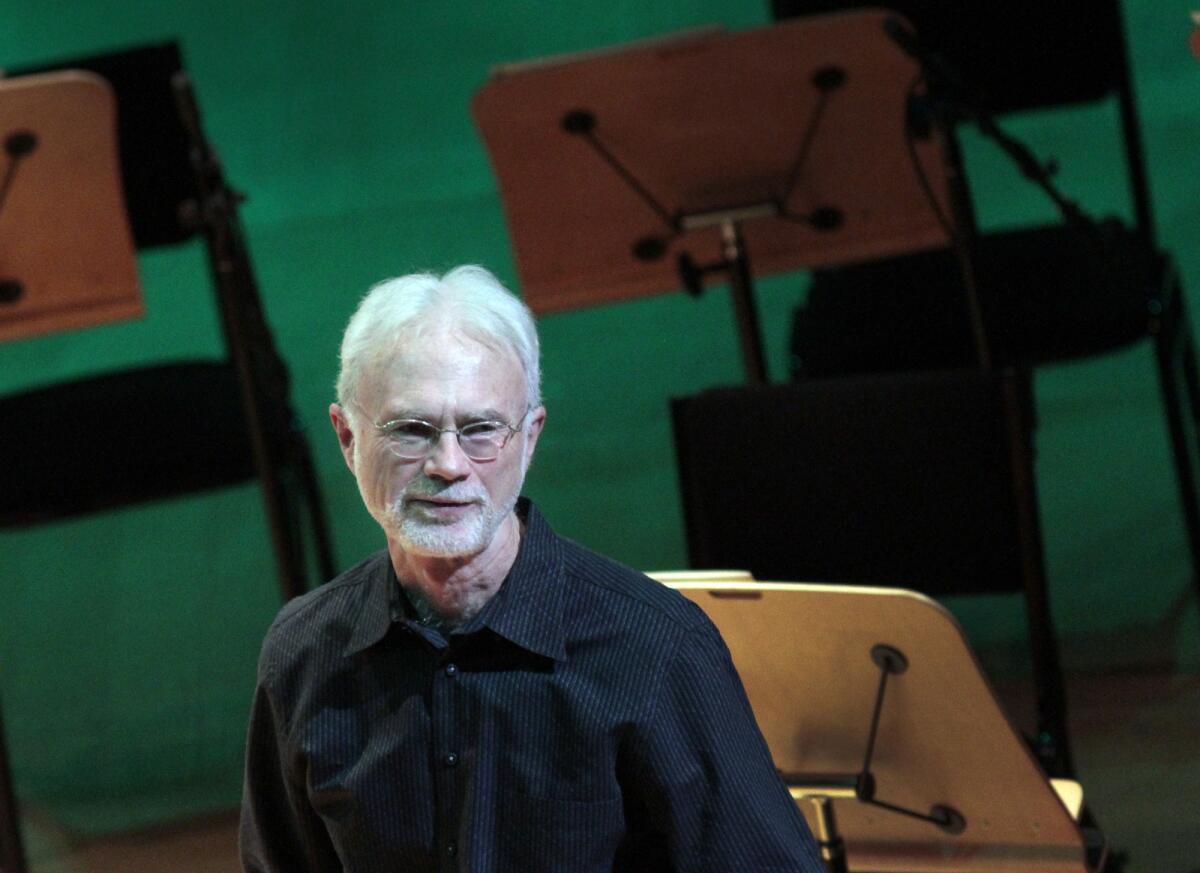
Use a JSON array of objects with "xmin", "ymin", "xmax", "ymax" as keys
[
  {"xmin": 0, "ymin": 71, "xmax": 142, "ymax": 341},
  {"xmin": 473, "ymin": 11, "xmax": 950, "ymax": 326},
  {"xmin": 669, "ymin": 581, "xmax": 1099, "ymax": 873}
]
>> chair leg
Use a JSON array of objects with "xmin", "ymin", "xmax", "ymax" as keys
[
  {"xmin": 255, "ymin": 425, "xmax": 339, "ymax": 602},
  {"xmin": 291, "ymin": 433, "xmax": 337, "ymax": 584},
  {"xmin": 268, "ymin": 429, "xmax": 339, "ymax": 599},
  {"xmin": 1151, "ymin": 272, "xmax": 1200, "ymax": 605},
  {"xmin": 260, "ymin": 465, "xmax": 310, "ymax": 603},
  {"xmin": 0, "ymin": 697, "xmax": 28, "ymax": 873},
  {"xmin": 1000, "ymin": 370, "xmax": 1075, "ymax": 777}
]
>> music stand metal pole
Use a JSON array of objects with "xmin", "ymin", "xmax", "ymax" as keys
[
  {"xmin": 721, "ymin": 220, "xmax": 769, "ymax": 384},
  {"xmin": 679, "ymin": 212, "xmax": 771, "ymax": 384},
  {"xmin": 803, "ymin": 793, "xmax": 850, "ymax": 873}
]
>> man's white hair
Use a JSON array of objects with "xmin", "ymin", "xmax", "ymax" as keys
[{"xmin": 336, "ymin": 265, "xmax": 541, "ymax": 418}]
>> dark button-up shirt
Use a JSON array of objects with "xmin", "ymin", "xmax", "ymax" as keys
[{"xmin": 240, "ymin": 499, "xmax": 823, "ymax": 872}]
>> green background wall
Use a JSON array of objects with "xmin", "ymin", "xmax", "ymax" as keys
[{"xmin": 2, "ymin": 0, "xmax": 1199, "ymax": 836}]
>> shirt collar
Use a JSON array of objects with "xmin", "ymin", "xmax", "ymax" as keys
[
  {"xmin": 342, "ymin": 498, "xmax": 567, "ymax": 662},
  {"xmin": 343, "ymin": 553, "xmax": 395, "ymax": 656},
  {"xmin": 473, "ymin": 498, "xmax": 567, "ymax": 662}
]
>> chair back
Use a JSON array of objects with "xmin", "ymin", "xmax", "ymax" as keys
[
  {"xmin": 671, "ymin": 372, "xmax": 1034, "ymax": 597},
  {"xmin": 771, "ymin": 0, "xmax": 1155, "ymax": 246},
  {"xmin": 771, "ymin": 0, "xmax": 1125, "ymax": 113}
]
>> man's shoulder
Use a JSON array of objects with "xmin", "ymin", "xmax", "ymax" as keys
[
  {"xmin": 262, "ymin": 551, "xmax": 388, "ymax": 655},
  {"xmin": 557, "ymin": 535, "xmax": 709, "ymax": 633}
]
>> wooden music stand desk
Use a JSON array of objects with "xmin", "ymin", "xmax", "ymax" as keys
[
  {"xmin": 473, "ymin": 10, "xmax": 951, "ymax": 377},
  {"xmin": 0, "ymin": 71, "xmax": 142, "ymax": 341},
  {"xmin": 669, "ymin": 581, "xmax": 1099, "ymax": 873}
]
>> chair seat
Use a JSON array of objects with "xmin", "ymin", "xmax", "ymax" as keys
[
  {"xmin": 793, "ymin": 222, "xmax": 1159, "ymax": 377},
  {"xmin": 0, "ymin": 360, "xmax": 261, "ymax": 526}
]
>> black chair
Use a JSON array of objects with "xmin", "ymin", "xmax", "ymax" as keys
[
  {"xmin": 0, "ymin": 43, "xmax": 336, "ymax": 873},
  {"xmin": 775, "ymin": 0, "xmax": 1200, "ymax": 591},
  {"xmin": 2, "ymin": 41, "xmax": 336, "ymax": 597}
]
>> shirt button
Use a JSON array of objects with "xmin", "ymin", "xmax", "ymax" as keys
[
  {"xmin": 446, "ymin": 841, "xmax": 458, "ymax": 857},
  {"xmin": 444, "ymin": 662, "xmax": 458, "ymax": 677},
  {"xmin": 444, "ymin": 752, "xmax": 459, "ymax": 767}
]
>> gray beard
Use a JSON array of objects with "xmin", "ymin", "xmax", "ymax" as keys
[{"xmin": 392, "ymin": 491, "xmax": 517, "ymax": 558}]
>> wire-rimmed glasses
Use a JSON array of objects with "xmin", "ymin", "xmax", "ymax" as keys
[{"xmin": 367, "ymin": 407, "xmax": 530, "ymax": 461}]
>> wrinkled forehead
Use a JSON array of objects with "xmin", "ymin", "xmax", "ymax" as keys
[{"xmin": 357, "ymin": 322, "xmax": 526, "ymax": 413}]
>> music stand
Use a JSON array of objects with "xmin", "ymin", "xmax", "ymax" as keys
[
  {"xmin": 668, "ymin": 581, "xmax": 1100, "ymax": 872},
  {"xmin": 0, "ymin": 71, "xmax": 142, "ymax": 341},
  {"xmin": 0, "ymin": 69, "xmax": 142, "ymax": 873},
  {"xmin": 473, "ymin": 11, "xmax": 952, "ymax": 382}
]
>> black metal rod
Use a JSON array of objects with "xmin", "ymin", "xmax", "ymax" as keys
[
  {"xmin": 778, "ymin": 88, "xmax": 832, "ymax": 208},
  {"xmin": 1111, "ymin": 9, "xmax": 1156, "ymax": 250},
  {"xmin": 936, "ymin": 126, "xmax": 992, "ymax": 371},
  {"xmin": 576, "ymin": 129, "xmax": 677, "ymax": 232},
  {"xmin": 1000, "ymin": 370, "xmax": 1074, "ymax": 777},
  {"xmin": 969, "ymin": 111, "xmax": 1097, "ymax": 239},
  {"xmin": 720, "ymin": 221, "xmax": 768, "ymax": 384},
  {"xmin": 0, "ymin": 156, "xmax": 23, "ymax": 216},
  {"xmin": 864, "ymin": 796, "xmax": 955, "ymax": 829},
  {"xmin": 790, "ymin": 642, "xmax": 966, "ymax": 842},
  {"xmin": 858, "ymin": 661, "xmax": 891, "ymax": 784},
  {"xmin": 292, "ymin": 435, "xmax": 338, "ymax": 583}
]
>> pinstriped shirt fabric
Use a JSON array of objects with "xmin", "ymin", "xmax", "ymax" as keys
[{"xmin": 240, "ymin": 499, "xmax": 824, "ymax": 872}]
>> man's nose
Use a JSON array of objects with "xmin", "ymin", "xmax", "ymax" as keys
[{"xmin": 422, "ymin": 431, "xmax": 471, "ymax": 481}]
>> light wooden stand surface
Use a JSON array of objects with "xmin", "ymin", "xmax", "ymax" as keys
[
  {"xmin": 670, "ymin": 581, "xmax": 1092, "ymax": 872},
  {"xmin": 474, "ymin": 11, "xmax": 951, "ymax": 315},
  {"xmin": 0, "ymin": 71, "xmax": 141, "ymax": 342}
]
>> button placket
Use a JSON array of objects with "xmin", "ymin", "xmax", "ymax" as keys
[{"xmin": 433, "ymin": 651, "xmax": 464, "ymax": 870}]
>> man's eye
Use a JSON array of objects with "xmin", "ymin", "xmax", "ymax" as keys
[
  {"xmin": 389, "ymin": 421, "xmax": 435, "ymax": 439},
  {"xmin": 461, "ymin": 422, "xmax": 504, "ymax": 438}
]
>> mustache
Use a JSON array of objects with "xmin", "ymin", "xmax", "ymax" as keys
[{"xmin": 399, "ymin": 477, "xmax": 487, "ymax": 503}]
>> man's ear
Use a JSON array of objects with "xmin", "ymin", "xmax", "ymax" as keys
[
  {"xmin": 522, "ymin": 405, "xmax": 547, "ymax": 471},
  {"xmin": 329, "ymin": 403, "xmax": 358, "ymax": 473}
]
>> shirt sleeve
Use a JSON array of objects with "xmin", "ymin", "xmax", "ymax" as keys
[
  {"xmin": 625, "ymin": 619, "xmax": 826, "ymax": 873},
  {"xmin": 239, "ymin": 651, "xmax": 341, "ymax": 873}
]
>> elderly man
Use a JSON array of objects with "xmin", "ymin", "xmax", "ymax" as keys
[{"xmin": 240, "ymin": 266, "xmax": 822, "ymax": 872}]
